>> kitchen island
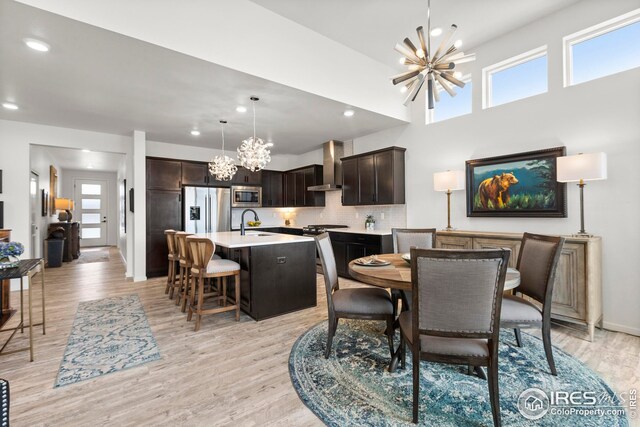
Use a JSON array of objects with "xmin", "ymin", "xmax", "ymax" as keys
[{"xmin": 194, "ymin": 231, "xmax": 317, "ymax": 321}]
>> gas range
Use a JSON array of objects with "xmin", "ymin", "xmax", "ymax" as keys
[{"xmin": 302, "ymin": 224, "xmax": 349, "ymax": 236}]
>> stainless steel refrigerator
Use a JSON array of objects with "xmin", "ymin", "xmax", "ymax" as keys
[{"xmin": 183, "ymin": 186, "xmax": 231, "ymax": 234}]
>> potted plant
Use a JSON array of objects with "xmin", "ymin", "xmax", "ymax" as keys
[
  {"xmin": 365, "ymin": 214, "xmax": 375, "ymax": 231},
  {"xmin": 0, "ymin": 241, "xmax": 24, "ymax": 269}
]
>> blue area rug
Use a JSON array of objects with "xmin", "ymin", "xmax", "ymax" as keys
[
  {"xmin": 55, "ymin": 295, "xmax": 161, "ymax": 387},
  {"xmin": 289, "ymin": 320, "xmax": 628, "ymax": 426}
]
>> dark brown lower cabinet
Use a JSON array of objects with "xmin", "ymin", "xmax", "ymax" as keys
[
  {"xmin": 221, "ymin": 241, "xmax": 317, "ymax": 320},
  {"xmin": 329, "ymin": 231, "xmax": 393, "ymax": 278},
  {"xmin": 48, "ymin": 222, "xmax": 80, "ymax": 262},
  {"xmin": 146, "ymin": 189, "xmax": 182, "ymax": 277}
]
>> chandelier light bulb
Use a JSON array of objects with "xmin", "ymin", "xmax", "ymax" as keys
[
  {"xmin": 399, "ymin": 57, "xmax": 406, "ymax": 65},
  {"xmin": 400, "ymin": 86, "xmax": 408, "ymax": 93},
  {"xmin": 454, "ymin": 39, "xmax": 463, "ymax": 48},
  {"xmin": 453, "ymin": 71, "xmax": 463, "ymax": 79},
  {"xmin": 415, "ymin": 48, "xmax": 425, "ymax": 58},
  {"xmin": 430, "ymin": 27, "xmax": 442, "ymax": 36}
]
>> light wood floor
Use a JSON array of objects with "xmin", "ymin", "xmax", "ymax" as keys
[{"xmin": 1, "ymin": 247, "xmax": 638, "ymax": 426}]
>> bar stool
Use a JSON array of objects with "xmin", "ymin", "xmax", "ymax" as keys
[
  {"xmin": 186, "ymin": 236, "xmax": 241, "ymax": 331},
  {"xmin": 164, "ymin": 230, "xmax": 179, "ymax": 297},
  {"xmin": 174, "ymin": 232, "xmax": 193, "ymax": 308}
]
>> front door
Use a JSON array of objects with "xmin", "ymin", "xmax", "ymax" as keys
[{"xmin": 75, "ymin": 179, "xmax": 108, "ymax": 247}]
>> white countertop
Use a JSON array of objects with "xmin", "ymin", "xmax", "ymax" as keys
[
  {"xmin": 326, "ymin": 227, "xmax": 392, "ymax": 236},
  {"xmin": 231, "ymin": 225, "xmax": 303, "ymax": 230},
  {"xmin": 193, "ymin": 231, "xmax": 314, "ymax": 248}
]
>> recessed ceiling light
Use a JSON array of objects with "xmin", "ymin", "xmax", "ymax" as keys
[
  {"xmin": 82, "ymin": 149, "xmax": 91, "ymax": 153},
  {"xmin": 343, "ymin": 109, "xmax": 355, "ymax": 117},
  {"xmin": 430, "ymin": 28, "xmax": 443, "ymax": 37},
  {"xmin": 2, "ymin": 102, "xmax": 18, "ymax": 110},
  {"xmin": 190, "ymin": 130, "xmax": 200, "ymax": 136},
  {"xmin": 24, "ymin": 38, "xmax": 50, "ymax": 52},
  {"xmin": 236, "ymin": 106, "xmax": 247, "ymax": 113},
  {"xmin": 87, "ymin": 164, "xmax": 94, "ymax": 169},
  {"xmin": 454, "ymin": 40, "xmax": 463, "ymax": 48}
]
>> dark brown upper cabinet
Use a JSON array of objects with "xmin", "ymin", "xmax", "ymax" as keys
[
  {"xmin": 261, "ymin": 170, "xmax": 284, "ymax": 207},
  {"xmin": 181, "ymin": 161, "xmax": 209, "ymax": 186},
  {"xmin": 232, "ymin": 167, "xmax": 262, "ymax": 185},
  {"xmin": 284, "ymin": 165, "xmax": 325, "ymax": 207},
  {"xmin": 146, "ymin": 158, "xmax": 182, "ymax": 190},
  {"xmin": 341, "ymin": 147, "xmax": 406, "ymax": 206}
]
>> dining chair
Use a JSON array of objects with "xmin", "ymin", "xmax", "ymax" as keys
[
  {"xmin": 399, "ymin": 248, "xmax": 509, "ymax": 425},
  {"xmin": 164, "ymin": 229, "xmax": 178, "ymax": 296},
  {"xmin": 315, "ymin": 233, "xmax": 395, "ymax": 359},
  {"xmin": 186, "ymin": 236, "xmax": 241, "ymax": 331},
  {"xmin": 500, "ymin": 233, "xmax": 564, "ymax": 375},
  {"xmin": 174, "ymin": 232, "xmax": 193, "ymax": 306},
  {"xmin": 391, "ymin": 228, "xmax": 437, "ymax": 314}
]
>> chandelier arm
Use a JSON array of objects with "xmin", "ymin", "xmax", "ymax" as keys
[
  {"xmin": 434, "ymin": 45, "xmax": 458, "ymax": 63},
  {"xmin": 433, "ymin": 62, "xmax": 454, "ymax": 71},
  {"xmin": 432, "ymin": 24, "xmax": 457, "ymax": 61},
  {"xmin": 392, "ymin": 69, "xmax": 421, "ymax": 85},
  {"xmin": 403, "ymin": 38, "xmax": 420, "ymax": 56},
  {"xmin": 433, "ymin": 72, "xmax": 456, "ymax": 96},
  {"xmin": 437, "ymin": 70, "xmax": 465, "ymax": 88},
  {"xmin": 416, "ymin": 26, "xmax": 428, "ymax": 60},
  {"xmin": 403, "ymin": 73, "xmax": 425, "ymax": 106},
  {"xmin": 395, "ymin": 43, "xmax": 421, "ymax": 63},
  {"xmin": 426, "ymin": 76, "xmax": 434, "ymax": 109},
  {"xmin": 431, "ymin": 74, "xmax": 441, "ymax": 103},
  {"xmin": 452, "ymin": 53, "xmax": 477, "ymax": 64}
]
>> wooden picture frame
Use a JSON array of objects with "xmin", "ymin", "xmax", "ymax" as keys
[
  {"xmin": 41, "ymin": 189, "xmax": 49, "ymax": 216},
  {"xmin": 49, "ymin": 165, "xmax": 58, "ymax": 217},
  {"xmin": 466, "ymin": 147, "xmax": 567, "ymax": 218}
]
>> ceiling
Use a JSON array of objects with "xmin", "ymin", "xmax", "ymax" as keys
[
  {"xmin": 251, "ymin": 0, "xmax": 581, "ymax": 69},
  {"xmin": 2, "ymin": 1, "xmax": 583, "ymax": 156},
  {"xmin": 37, "ymin": 145, "xmax": 125, "ymax": 173},
  {"xmin": 0, "ymin": 0, "xmax": 405, "ymax": 155}
]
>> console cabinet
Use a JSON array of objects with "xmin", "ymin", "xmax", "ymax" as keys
[
  {"xmin": 436, "ymin": 230, "xmax": 602, "ymax": 341},
  {"xmin": 48, "ymin": 222, "xmax": 80, "ymax": 262}
]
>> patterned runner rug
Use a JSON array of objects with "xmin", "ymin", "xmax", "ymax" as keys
[
  {"xmin": 289, "ymin": 320, "xmax": 628, "ymax": 426},
  {"xmin": 55, "ymin": 295, "xmax": 161, "ymax": 387}
]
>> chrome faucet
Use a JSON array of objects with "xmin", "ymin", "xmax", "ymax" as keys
[{"xmin": 240, "ymin": 209, "xmax": 260, "ymax": 236}]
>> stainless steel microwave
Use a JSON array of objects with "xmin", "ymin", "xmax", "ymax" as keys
[{"xmin": 231, "ymin": 185, "xmax": 262, "ymax": 208}]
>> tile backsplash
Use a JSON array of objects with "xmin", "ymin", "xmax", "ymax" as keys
[{"xmin": 231, "ymin": 191, "xmax": 406, "ymax": 230}]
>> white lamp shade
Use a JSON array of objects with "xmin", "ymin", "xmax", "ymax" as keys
[
  {"xmin": 433, "ymin": 170, "xmax": 465, "ymax": 192},
  {"xmin": 557, "ymin": 152, "xmax": 607, "ymax": 183}
]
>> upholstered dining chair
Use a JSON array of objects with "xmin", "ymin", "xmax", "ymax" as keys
[
  {"xmin": 500, "ymin": 233, "xmax": 564, "ymax": 376},
  {"xmin": 391, "ymin": 228, "xmax": 437, "ymax": 314},
  {"xmin": 186, "ymin": 236, "xmax": 241, "ymax": 331},
  {"xmin": 315, "ymin": 233, "xmax": 395, "ymax": 359},
  {"xmin": 164, "ymin": 229, "xmax": 178, "ymax": 296},
  {"xmin": 399, "ymin": 248, "xmax": 510, "ymax": 426}
]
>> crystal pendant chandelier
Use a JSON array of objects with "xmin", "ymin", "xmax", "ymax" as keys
[
  {"xmin": 237, "ymin": 96, "xmax": 272, "ymax": 172},
  {"xmin": 208, "ymin": 120, "xmax": 238, "ymax": 181},
  {"xmin": 391, "ymin": 0, "xmax": 476, "ymax": 108}
]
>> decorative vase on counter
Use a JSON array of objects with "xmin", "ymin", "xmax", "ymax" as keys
[
  {"xmin": 365, "ymin": 215, "xmax": 375, "ymax": 231},
  {"xmin": 0, "ymin": 241, "xmax": 24, "ymax": 269}
]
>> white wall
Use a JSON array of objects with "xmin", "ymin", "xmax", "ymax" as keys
[
  {"xmin": 61, "ymin": 169, "xmax": 118, "ymax": 246},
  {"xmin": 0, "ymin": 120, "xmax": 137, "ymax": 278},
  {"xmin": 352, "ymin": 1, "xmax": 640, "ymax": 335},
  {"xmin": 29, "ymin": 145, "xmax": 63, "ymax": 257}
]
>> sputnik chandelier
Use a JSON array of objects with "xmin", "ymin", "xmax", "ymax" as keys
[
  {"xmin": 237, "ymin": 96, "xmax": 273, "ymax": 172},
  {"xmin": 391, "ymin": 0, "xmax": 476, "ymax": 108},
  {"xmin": 209, "ymin": 120, "xmax": 238, "ymax": 181}
]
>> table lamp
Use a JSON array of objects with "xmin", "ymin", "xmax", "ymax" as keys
[
  {"xmin": 55, "ymin": 198, "xmax": 74, "ymax": 222},
  {"xmin": 433, "ymin": 170, "xmax": 465, "ymax": 231},
  {"xmin": 557, "ymin": 152, "xmax": 607, "ymax": 236}
]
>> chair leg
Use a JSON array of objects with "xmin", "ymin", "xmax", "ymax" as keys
[
  {"xmin": 194, "ymin": 274, "xmax": 205, "ymax": 332},
  {"xmin": 165, "ymin": 259, "xmax": 172, "ymax": 294},
  {"xmin": 542, "ymin": 321, "xmax": 557, "ymax": 376},
  {"xmin": 234, "ymin": 272, "xmax": 241, "ymax": 321},
  {"xmin": 171, "ymin": 266, "xmax": 181, "ymax": 300},
  {"xmin": 391, "ymin": 291, "xmax": 399, "ymax": 319},
  {"xmin": 187, "ymin": 272, "xmax": 197, "ymax": 322},
  {"xmin": 487, "ymin": 356, "xmax": 502, "ymax": 427},
  {"xmin": 325, "ymin": 317, "xmax": 338, "ymax": 359},
  {"xmin": 412, "ymin": 347, "xmax": 420, "ymax": 424},
  {"xmin": 400, "ymin": 336, "xmax": 406, "ymax": 370},
  {"xmin": 386, "ymin": 316, "xmax": 395, "ymax": 359},
  {"xmin": 176, "ymin": 268, "xmax": 187, "ymax": 306},
  {"xmin": 222, "ymin": 277, "xmax": 227, "ymax": 307},
  {"xmin": 180, "ymin": 269, "xmax": 190, "ymax": 313},
  {"xmin": 514, "ymin": 328, "xmax": 523, "ymax": 348}
]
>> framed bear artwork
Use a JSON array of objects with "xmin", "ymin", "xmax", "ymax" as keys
[{"xmin": 466, "ymin": 147, "xmax": 567, "ymax": 218}]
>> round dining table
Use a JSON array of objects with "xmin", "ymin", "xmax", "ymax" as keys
[{"xmin": 348, "ymin": 253, "xmax": 520, "ymax": 292}]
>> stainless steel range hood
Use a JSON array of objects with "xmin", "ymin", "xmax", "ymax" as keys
[{"xmin": 308, "ymin": 140, "xmax": 344, "ymax": 191}]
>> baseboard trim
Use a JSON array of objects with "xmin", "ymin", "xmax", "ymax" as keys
[
  {"xmin": 133, "ymin": 275, "xmax": 147, "ymax": 282},
  {"xmin": 603, "ymin": 321, "xmax": 640, "ymax": 337}
]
